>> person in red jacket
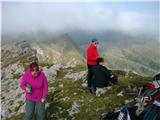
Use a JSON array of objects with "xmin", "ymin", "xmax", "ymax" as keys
[{"xmin": 86, "ymin": 38, "xmax": 99, "ymax": 92}]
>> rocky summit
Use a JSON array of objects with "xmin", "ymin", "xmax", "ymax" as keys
[
  {"xmin": 1, "ymin": 59, "xmax": 153, "ymax": 120},
  {"xmin": 1, "ymin": 34, "xmax": 157, "ymax": 120}
]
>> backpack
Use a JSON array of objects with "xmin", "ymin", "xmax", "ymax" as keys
[
  {"xmin": 154, "ymin": 73, "xmax": 160, "ymax": 80},
  {"xmin": 101, "ymin": 107, "xmax": 132, "ymax": 120}
]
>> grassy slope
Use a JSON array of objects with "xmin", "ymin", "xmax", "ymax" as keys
[{"xmin": 7, "ymin": 64, "xmax": 152, "ymax": 120}]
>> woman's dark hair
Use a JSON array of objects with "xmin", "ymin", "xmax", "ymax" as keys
[
  {"xmin": 97, "ymin": 57, "xmax": 104, "ymax": 64},
  {"xmin": 29, "ymin": 62, "xmax": 39, "ymax": 71}
]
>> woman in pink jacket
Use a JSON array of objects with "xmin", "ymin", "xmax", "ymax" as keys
[{"xmin": 20, "ymin": 62, "xmax": 48, "ymax": 120}]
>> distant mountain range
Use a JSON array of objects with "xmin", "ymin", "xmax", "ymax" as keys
[
  {"xmin": 101, "ymin": 40, "xmax": 160, "ymax": 76},
  {"xmin": 68, "ymin": 30, "xmax": 160, "ymax": 76},
  {"xmin": 1, "ymin": 32, "xmax": 85, "ymax": 68},
  {"xmin": 2, "ymin": 30, "xmax": 160, "ymax": 75}
]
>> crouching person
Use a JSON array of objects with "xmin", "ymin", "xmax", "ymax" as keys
[
  {"xmin": 20, "ymin": 62, "xmax": 48, "ymax": 120},
  {"xmin": 90, "ymin": 58, "xmax": 117, "ymax": 95}
]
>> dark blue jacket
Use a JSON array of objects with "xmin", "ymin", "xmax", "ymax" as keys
[{"xmin": 91, "ymin": 64, "xmax": 111, "ymax": 88}]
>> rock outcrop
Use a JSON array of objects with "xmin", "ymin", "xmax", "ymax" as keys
[{"xmin": 1, "ymin": 41, "xmax": 36, "ymax": 67}]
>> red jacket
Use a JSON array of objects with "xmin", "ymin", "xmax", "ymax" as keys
[{"xmin": 87, "ymin": 43, "xmax": 99, "ymax": 65}]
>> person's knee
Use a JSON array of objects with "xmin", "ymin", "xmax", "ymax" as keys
[
  {"xmin": 36, "ymin": 103, "xmax": 45, "ymax": 120},
  {"xmin": 25, "ymin": 100, "xmax": 35, "ymax": 120},
  {"xmin": 24, "ymin": 111, "xmax": 34, "ymax": 120},
  {"xmin": 36, "ymin": 111, "xmax": 45, "ymax": 120},
  {"xmin": 24, "ymin": 107, "xmax": 35, "ymax": 120}
]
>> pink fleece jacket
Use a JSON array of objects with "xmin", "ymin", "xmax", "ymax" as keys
[{"xmin": 20, "ymin": 70, "xmax": 48, "ymax": 102}]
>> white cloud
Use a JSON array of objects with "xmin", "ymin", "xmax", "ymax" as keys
[
  {"xmin": 2, "ymin": 0, "xmax": 156, "ymax": 2},
  {"xmin": 2, "ymin": 2, "xmax": 158, "ymax": 36}
]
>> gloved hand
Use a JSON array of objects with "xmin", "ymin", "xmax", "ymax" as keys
[{"xmin": 26, "ymin": 84, "xmax": 32, "ymax": 94}]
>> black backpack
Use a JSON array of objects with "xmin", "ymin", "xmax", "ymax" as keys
[{"xmin": 154, "ymin": 73, "xmax": 160, "ymax": 80}]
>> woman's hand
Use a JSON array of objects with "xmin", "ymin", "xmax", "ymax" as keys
[
  {"xmin": 41, "ymin": 98, "xmax": 46, "ymax": 103},
  {"xmin": 25, "ymin": 84, "xmax": 32, "ymax": 93},
  {"xmin": 25, "ymin": 86, "xmax": 29, "ymax": 93}
]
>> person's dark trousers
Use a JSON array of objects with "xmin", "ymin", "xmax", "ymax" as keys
[
  {"xmin": 91, "ymin": 82, "xmax": 97, "ymax": 95},
  {"xmin": 87, "ymin": 64, "xmax": 96, "ymax": 89},
  {"xmin": 24, "ymin": 99, "xmax": 45, "ymax": 120},
  {"xmin": 158, "ymin": 108, "xmax": 160, "ymax": 120}
]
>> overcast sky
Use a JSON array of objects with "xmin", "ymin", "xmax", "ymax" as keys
[{"xmin": 2, "ymin": 1, "xmax": 159, "ymax": 37}]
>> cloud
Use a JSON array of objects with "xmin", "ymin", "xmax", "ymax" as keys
[{"xmin": 2, "ymin": 2, "xmax": 158, "ymax": 36}]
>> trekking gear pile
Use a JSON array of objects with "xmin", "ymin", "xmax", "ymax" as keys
[
  {"xmin": 101, "ymin": 73, "xmax": 160, "ymax": 120},
  {"xmin": 137, "ymin": 73, "xmax": 160, "ymax": 120}
]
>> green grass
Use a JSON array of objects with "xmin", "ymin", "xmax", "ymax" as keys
[
  {"xmin": 45, "ymin": 66, "xmax": 152, "ymax": 120},
  {"xmin": 112, "ymin": 70, "xmax": 126, "ymax": 77},
  {"xmin": 69, "ymin": 65, "xmax": 87, "ymax": 72},
  {"xmin": 14, "ymin": 105, "xmax": 22, "ymax": 112},
  {"xmin": 22, "ymin": 63, "xmax": 29, "ymax": 71},
  {"xmin": 12, "ymin": 73, "xmax": 22, "ymax": 79},
  {"xmin": 39, "ymin": 63, "xmax": 54, "ymax": 68},
  {"xmin": 19, "ymin": 54, "xmax": 39, "ymax": 71},
  {"xmin": 20, "ymin": 55, "xmax": 55, "ymax": 71},
  {"xmin": 20, "ymin": 54, "xmax": 37, "ymax": 63},
  {"xmin": 7, "ymin": 113, "xmax": 24, "ymax": 120}
]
